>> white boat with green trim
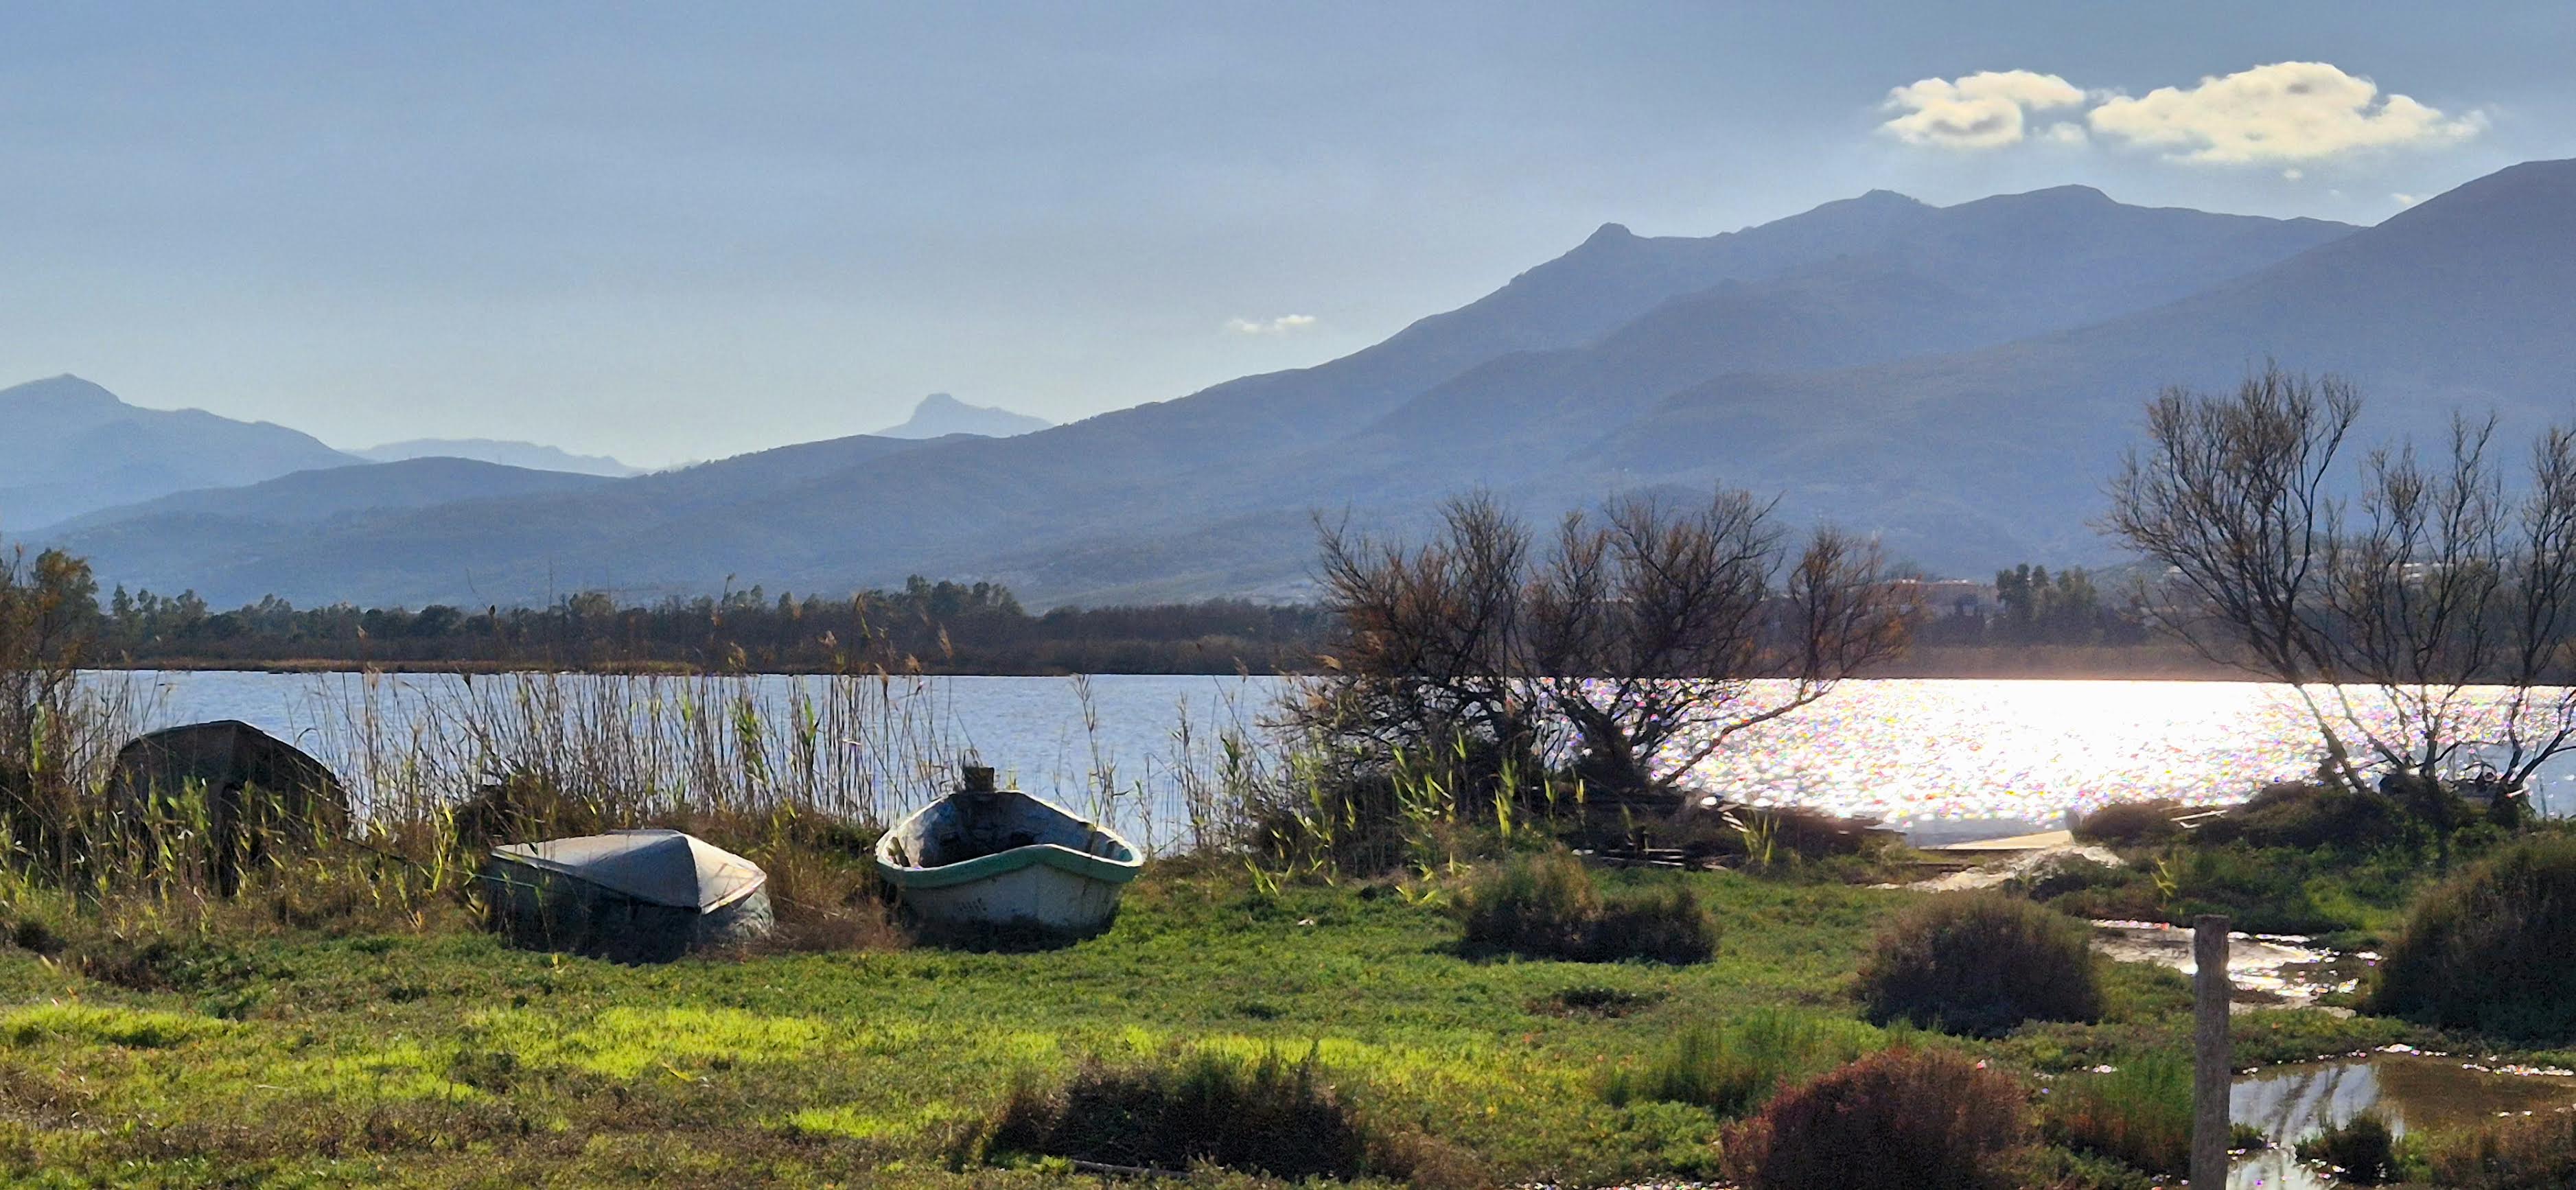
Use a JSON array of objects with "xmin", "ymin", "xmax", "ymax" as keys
[{"xmin": 874, "ymin": 767, "xmax": 1143, "ymax": 933}]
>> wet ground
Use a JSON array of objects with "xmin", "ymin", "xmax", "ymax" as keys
[
  {"xmin": 2231, "ymin": 1051, "xmax": 2576, "ymax": 1188},
  {"xmin": 2089, "ymin": 920, "xmax": 2369, "ymax": 1011}
]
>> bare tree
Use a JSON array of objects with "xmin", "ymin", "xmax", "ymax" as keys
[
  {"xmin": 1303, "ymin": 493, "xmax": 1542, "ymax": 773},
  {"xmin": 2106, "ymin": 365, "xmax": 2576, "ymax": 802},
  {"xmin": 1300, "ymin": 489, "xmax": 1910, "ymax": 810},
  {"xmin": 1524, "ymin": 494, "xmax": 1907, "ymax": 800}
]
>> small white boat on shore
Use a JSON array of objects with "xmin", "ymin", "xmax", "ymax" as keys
[{"xmin": 875, "ymin": 766, "xmax": 1142, "ymax": 935}]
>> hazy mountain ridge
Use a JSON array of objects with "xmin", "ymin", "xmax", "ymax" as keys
[
  {"xmin": 40, "ymin": 162, "xmax": 2576, "ymax": 610},
  {"xmin": 876, "ymin": 393, "xmax": 1053, "ymax": 439},
  {"xmin": 1, "ymin": 375, "xmax": 360, "ymax": 531},
  {"xmin": 50, "ymin": 183, "xmax": 1971, "ymax": 605},
  {"xmin": 357, "ymin": 439, "xmax": 643, "ymax": 478}
]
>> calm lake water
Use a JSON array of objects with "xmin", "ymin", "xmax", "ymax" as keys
[{"xmin": 105, "ymin": 672, "xmax": 2575, "ymax": 846}]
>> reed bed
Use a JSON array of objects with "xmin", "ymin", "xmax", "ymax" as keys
[{"xmin": 2, "ymin": 666, "xmax": 1295, "ymax": 956}]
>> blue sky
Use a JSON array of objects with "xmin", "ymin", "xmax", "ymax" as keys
[{"xmin": 4, "ymin": 2, "xmax": 2568, "ymax": 466}]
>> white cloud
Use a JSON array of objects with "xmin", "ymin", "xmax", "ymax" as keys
[
  {"xmin": 2281, "ymin": 168, "xmax": 2304, "ymax": 180},
  {"xmin": 1226, "ymin": 314, "xmax": 1318, "ymax": 335},
  {"xmin": 2392, "ymin": 192, "xmax": 2422, "ymax": 207},
  {"xmin": 1879, "ymin": 71, "xmax": 2086, "ymax": 150},
  {"xmin": 2086, "ymin": 62, "xmax": 2483, "ymax": 164},
  {"xmin": 2039, "ymin": 121, "xmax": 2090, "ymax": 146}
]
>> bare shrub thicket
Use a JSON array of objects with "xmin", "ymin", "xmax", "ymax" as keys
[
  {"xmin": 2107, "ymin": 365, "xmax": 2576, "ymax": 802},
  {"xmin": 1280, "ymin": 490, "xmax": 1905, "ymax": 862},
  {"xmin": 0, "ymin": 542, "xmax": 137, "ymax": 883}
]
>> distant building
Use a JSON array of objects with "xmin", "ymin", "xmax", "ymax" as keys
[{"xmin": 1888, "ymin": 579, "xmax": 2001, "ymax": 618}]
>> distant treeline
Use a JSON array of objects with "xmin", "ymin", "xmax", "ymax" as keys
[
  {"xmin": 1910, "ymin": 565, "xmax": 2153, "ymax": 648},
  {"xmin": 67, "ymin": 562, "xmax": 2157, "ymax": 675},
  {"xmin": 93, "ymin": 576, "xmax": 1332, "ymax": 675}
]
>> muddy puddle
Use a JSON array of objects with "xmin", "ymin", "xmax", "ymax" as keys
[
  {"xmin": 2229, "ymin": 1051, "xmax": 2576, "ymax": 1188},
  {"xmin": 2089, "ymin": 920, "xmax": 2369, "ymax": 1010}
]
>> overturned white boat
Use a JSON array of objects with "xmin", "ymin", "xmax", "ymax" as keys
[
  {"xmin": 480, "ymin": 829, "xmax": 773, "ymax": 964},
  {"xmin": 875, "ymin": 767, "xmax": 1142, "ymax": 935}
]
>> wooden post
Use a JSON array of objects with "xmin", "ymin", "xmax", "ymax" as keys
[{"xmin": 2192, "ymin": 915, "xmax": 2232, "ymax": 1188}]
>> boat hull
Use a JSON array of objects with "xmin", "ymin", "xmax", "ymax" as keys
[
  {"xmin": 890, "ymin": 852, "xmax": 1132, "ymax": 933},
  {"xmin": 875, "ymin": 790, "xmax": 1141, "ymax": 934}
]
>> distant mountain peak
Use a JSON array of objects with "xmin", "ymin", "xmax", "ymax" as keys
[
  {"xmin": 0, "ymin": 373, "xmax": 122, "ymax": 410},
  {"xmin": 2014, "ymin": 184, "xmax": 2115, "ymax": 204},
  {"xmin": 876, "ymin": 393, "xmax": 1052, "ymax": 440},
  {"xmin": 356, "ymin": 438, "xmax": 642, "ymax": 478},
  {"xmin": 1582, "ymin": 222, "xmax": 1636, "ymax": 245}
]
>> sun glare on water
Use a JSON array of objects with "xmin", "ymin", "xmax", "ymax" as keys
[{"xmin": 1684, "ymin": 679, "xmax": 2570, "ymax": 827}]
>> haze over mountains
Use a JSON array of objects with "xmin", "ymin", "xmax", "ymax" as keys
[
  {"xmin": 1, "ymin": 375, "xmax": 358, "ymax": 531},
  {"xmin": 15, "ymin": 158, "xmax": 2576, "ymax": 610}
]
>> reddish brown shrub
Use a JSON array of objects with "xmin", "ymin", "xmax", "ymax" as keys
[{"xmin": 1722, "ymin": 1047, "xmax": 2030, "ymax": 1190}]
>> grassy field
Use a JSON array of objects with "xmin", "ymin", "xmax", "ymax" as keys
[{"xmin": 0, "ymin": 859, "xmax": 2442, "ymax": 1190}]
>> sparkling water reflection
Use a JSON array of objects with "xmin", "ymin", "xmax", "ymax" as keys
[
  {"xmin": 1689, "ymin": 679, "xmax": 2576, "ymax": 827},
  {"xmin": 106, "ymin": 673, "xmax": 2574, "ymax": 845}
]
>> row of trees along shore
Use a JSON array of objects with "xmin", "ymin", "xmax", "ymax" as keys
[
  {"xmin": 5, "ymin": 563, "xmax": 2170, "ymax": 678},
  {"xmin": 70, "ymin": 577, "xmax": 1331, "ymax": 674}
]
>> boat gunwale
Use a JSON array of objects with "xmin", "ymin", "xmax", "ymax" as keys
[{"xmin": 873, "ymin": 792, "xmax": 1144, "ymax": 891}]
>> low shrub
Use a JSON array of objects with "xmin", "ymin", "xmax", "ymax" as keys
[
  {"xmin": 983, "ymin": 1048, "xmax": 1381, "ymax": 1180},
  {"xmin": 1601, "ymin": 1010, "xmax": 1877, "ymax": 1118},
  {"xmin": 1721, "ymin": 1047, "xmax": 2029, "ymax": 1190},
  {"xmin": 2428, "ymin": 1109, "xmax": 2576, "ymax": 1190},
  {"xmin": 1857, "ymin": 893, "xmax": 2102, "ymax": 1036},
  {"xmin": 2370, "ymin": 833, "xmax": 2576, "ymax": 1042},
  {"xmin": 2195, "ymin": 781, "xmax": 2400, "ymax": 851},
  {"xmin": 1456, "ymin": 850, "xmax": 1717, "ymax": 964},
  {"xmin": 2009, "ymin": 854, "xmax": 2131, "ymax": 903},
  {"xmin": 2041, "ymin": 1053, "xmax": 2189, "ymax": 1176},
  {"xmin": 2069, "ymin": 800, "xmax": 2184, "ymax": 848},
  {"xmin": 1594, "ymin": 884, "xmax": 1721, "ymax": 964},
  {"xmin": 1459, "ymin": 849, "xmax": 1599, "ymax": 956},
  {"xmin": 2295, "ymin": 1113, "xmax": 2411, "ymax": 1185}
]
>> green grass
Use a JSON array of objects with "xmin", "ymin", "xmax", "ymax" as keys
[
  {"xmin": 0, "ymin": 867, "xmax": 1906, "ymax": 1187},
  {"xmin": 0, "ymin": 862, "xmax": 2542, "ymax": 1188}
]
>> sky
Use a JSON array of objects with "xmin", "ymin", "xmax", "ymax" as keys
[{"xmin": 4, "ymin": 2, "xmax": 2571, "ymax": 468}]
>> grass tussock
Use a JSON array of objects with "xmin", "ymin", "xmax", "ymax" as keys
[
  {"xmin": 2039, "ymin": 1052, "xmax": 2189, "ymax": 1176},
  {"xmin": 2428, "ymin": 1109, "xmax": 2576, "ymax": 1190},
  {"xmin": 982, "ymin": 1048, "xmax": 1397, "ymax": 1181},
  {"xmin": 1857, "ymin": 892, "xmax": 2101, "ymax": 1037},
  {"xmin": 1721, "ymin": 1047, "xmax": 2029, "ymax": 1190},
  {"xmin": 1455, "ymin": 850, "xmax": 1717, "ymax": 964},
  {"xmin": 2295, "ymin": 1113, "xmax": 2411, "ymax": 1185},
  {"xmin": 1600, "ymin": 1010, "xmax": 1880, "ymax": 1118},
  {"xmin": 2371, "ymin": 832, "xmax": 2576, "ymax": 1042}
]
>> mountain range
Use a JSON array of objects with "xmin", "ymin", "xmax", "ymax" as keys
[
  {"xmin": 875, "ymin": 393, "xmax": 1053, "ymax": 439},
  {"xmin": 1, "ymin": 375, "xmax": 357, "ymax": 532},
  {"xmin": 13, "ymin": 158, "xmax": 2575, "ymax": 609},
  {"xmin": 356, "ymin": 439, "xmax": 643, "ymax": 478}
]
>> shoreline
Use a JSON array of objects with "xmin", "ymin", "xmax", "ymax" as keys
[{"xmin": 88, "ymin": 644, "xmax": 2257, "ymax": 681}]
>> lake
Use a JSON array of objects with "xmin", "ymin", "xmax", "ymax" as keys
[{"xmin": 104, "ymin": 672, "xmax": 2575, "ymax": 848}]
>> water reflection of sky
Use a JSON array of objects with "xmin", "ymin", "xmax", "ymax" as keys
[
  {"xmin": 1686, "ymin": 679, "xmax": 2576, "ymax": 826},
  {"xmin": 2229, "ymin": 1055, "xmax": 2576, "ymax": 1190},
  {"xmin": 117, "ymin": 673, "xmax": 2576, "ymax": 841}
]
